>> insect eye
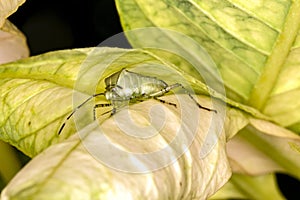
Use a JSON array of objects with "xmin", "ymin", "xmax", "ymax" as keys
[{"xmin": 109, "ymin": 88, "xmax": 120, "ymax": 97}]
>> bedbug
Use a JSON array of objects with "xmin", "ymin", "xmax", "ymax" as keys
[{"xmin": 58, "ymin": 68, "xmax": 217, "ymax": 135}]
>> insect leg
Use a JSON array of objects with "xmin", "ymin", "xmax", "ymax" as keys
[
  {"xmin": 140, "ymin": 93, "xmax": 176, "ymax": 107},
  {"xmin": 166, "ymin": 83, "xmax": 217, "ymax": 113},
  {"xmin": 93, "ymin": 103, "xmax": 112, "ymax": 119},
  {"xmin": 99, "ymin": 109, "xmax": 115, "ymax": 116},
  {"xmin": 58, "ymin": 93, "xmax": 105, "ymax": 135},
  {"xmin": 153, "ymin": 97, "xmax": 177, "ymax": 108}
]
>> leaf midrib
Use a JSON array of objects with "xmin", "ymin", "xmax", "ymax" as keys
[{"xmin": 248, "ymin": 0, "xmax": 300, "ymax": 111}]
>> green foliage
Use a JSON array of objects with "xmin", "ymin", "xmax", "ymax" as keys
[{"xmin": 1, "ymin": 0, "xmax": 300, "ymax": 199}]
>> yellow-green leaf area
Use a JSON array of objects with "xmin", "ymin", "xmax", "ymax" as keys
[
  {"xmin": 116, "ymin": 0, "xmax": 300, "ymax": 134},
  {"xmin": 227, "ymin": 0, "xmax": 291, "ymax": 31},
  {"xmin": 116, "ymin": 0, "xmax": 289, "ymax": 103},
  {"xmin": 0, "ymin": 49, "xmax": 91, "ymax": 156},
  {"xmin": 189, "ymin": 0, "xmax": 278, "ymax": 53}
]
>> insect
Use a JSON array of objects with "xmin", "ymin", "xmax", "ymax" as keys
[{"xmin": 58, "ymin": 68, "xmax": 217, "ymax": 135}]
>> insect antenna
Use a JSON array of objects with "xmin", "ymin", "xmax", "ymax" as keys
[{"xmin": 58, "ymin": 92, "xmax": 105, "ymax": 135}]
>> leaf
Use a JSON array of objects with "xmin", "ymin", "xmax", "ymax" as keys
[
  {"xmin": 0, "ymin": 20, "xmax": 29, "ymax": 64},
  {"xmin": 0, "ymin": 46, "xmax": 272, "ymax": 156},
  {"xmin": 226, "ymin": 122, "xmax": 300, "ymax": 179},
  {"xmin": 115, "ymin": 2, "xmax": 300, "ymax": 195},
  {"xmin": 115, "ymin": 0, "xmax": 300, "ymax": 133},
  {"xmin": 2, "ymin": 0, "xmax": 300, "ymax": 198},
  {"xmin": 0, "ymin": 48, "xmax": 91, "ymax": 157},
  {"xmin": 0, "ymin": 46, "xmax": 235, "ymax": 156},
  {"xmin": 1, "ymin": 95, "xmax": 231, "ymax": 200},
  {"xmin": 221, "ymin": 105, "xmax": 300, "ymax": 179},
  {"xmin": 1, "ymin": 46, "xmax": 270, "ymax": 199},
  {"xmin": 0, "ymin": 0, "xmax": 26, "ymax": 27},
  {"xmin": 0, "ymin": 140, "xmax": 22, "ymax": 183},
  {"xmin": 1, "ymin": 47, "xmax": 298, "ymax": 198}
]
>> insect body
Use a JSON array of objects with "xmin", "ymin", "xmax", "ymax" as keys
[
  {"xmin": 58, "ymin": 69, "xmax": 217, "ymax": 135},
  {"xmin": 104, "ymin": 69, "xmax": 179, "ymax": 112}
]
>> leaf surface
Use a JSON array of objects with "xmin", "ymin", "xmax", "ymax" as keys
[
  {"xmin": 0, "ymin": 49, "xmax": 91, "ymax": 156},
  {"xmin": 1, "ymin": 47, "xmax": 299, "ymax": 198},
  {"xmin": 115, "ymin": 0, "xmax": 300, "ymax": 132},
  {"xmin": 1, "ymin": 95, "xmax": 231, "ymax": 200}
]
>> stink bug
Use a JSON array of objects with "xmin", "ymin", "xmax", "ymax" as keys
[{"xmin": 58, "ymin": 69, "xmax": 216, "ymax": 135}]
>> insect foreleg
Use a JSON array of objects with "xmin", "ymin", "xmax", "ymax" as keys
[
  {"xmin": 93, "ymin": 103, "xmax": 112, "ymax": 119},
  {"xmin": 99, "ymin": 108, "xmax": 116, "ymax": 116}
]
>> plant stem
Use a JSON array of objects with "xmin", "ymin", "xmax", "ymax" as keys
[{"xmin": 0, "ymin": 140, "xmax": 22, "ymax": 184}]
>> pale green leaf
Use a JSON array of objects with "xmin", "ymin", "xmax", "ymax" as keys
[
  {"xmin": 0, "ymin": 45, "xmax": 297, "ymax": 198},
  {"xmin": 115, "ymin": 0, "xmax": 300, "ymax": 133},
  {"xmin": 0, "ymin": 46, "xmax": 269, "ymax": 157},
  {"xmin": 2, "ymin": 0, "xmax": 300, "ymax": 198},
  {"xmin": 1, "ymin": 96, "xmax": 231, "ymax": 200},
  {"xmin": 1, "ymin": 46, "xmax": 244, "ymax": 155},
  {"xmin": 0, "ymin": 46, "xmax": 268, "ymax": 199},
  {"xmin": 0, "ymin": 48, "xmax": 92, "ymax": 157},
  {"xmin": 115, "ymin": 2, "xmax": 300, "ymax": 195},
  {"xmin": 1, "ymin": 45, "xmax": 298, "ymax": 199}
]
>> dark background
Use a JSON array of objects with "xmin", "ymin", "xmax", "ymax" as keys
[
  {"xmin": 9, "ymin": 0, "xmax": 122, "ymax": 55},
  {"xmin": 8, "ymin": 0, "xmax": 300, "ymax": 198}
]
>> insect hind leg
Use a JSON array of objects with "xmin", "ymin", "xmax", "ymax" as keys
[
  {"xmin": 140, "ymin": 93, "xmax": 177, "ymax": 108},
  {"xmin": 166, "ymin": 83, "xmax": 217, "ymax": 113}
]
